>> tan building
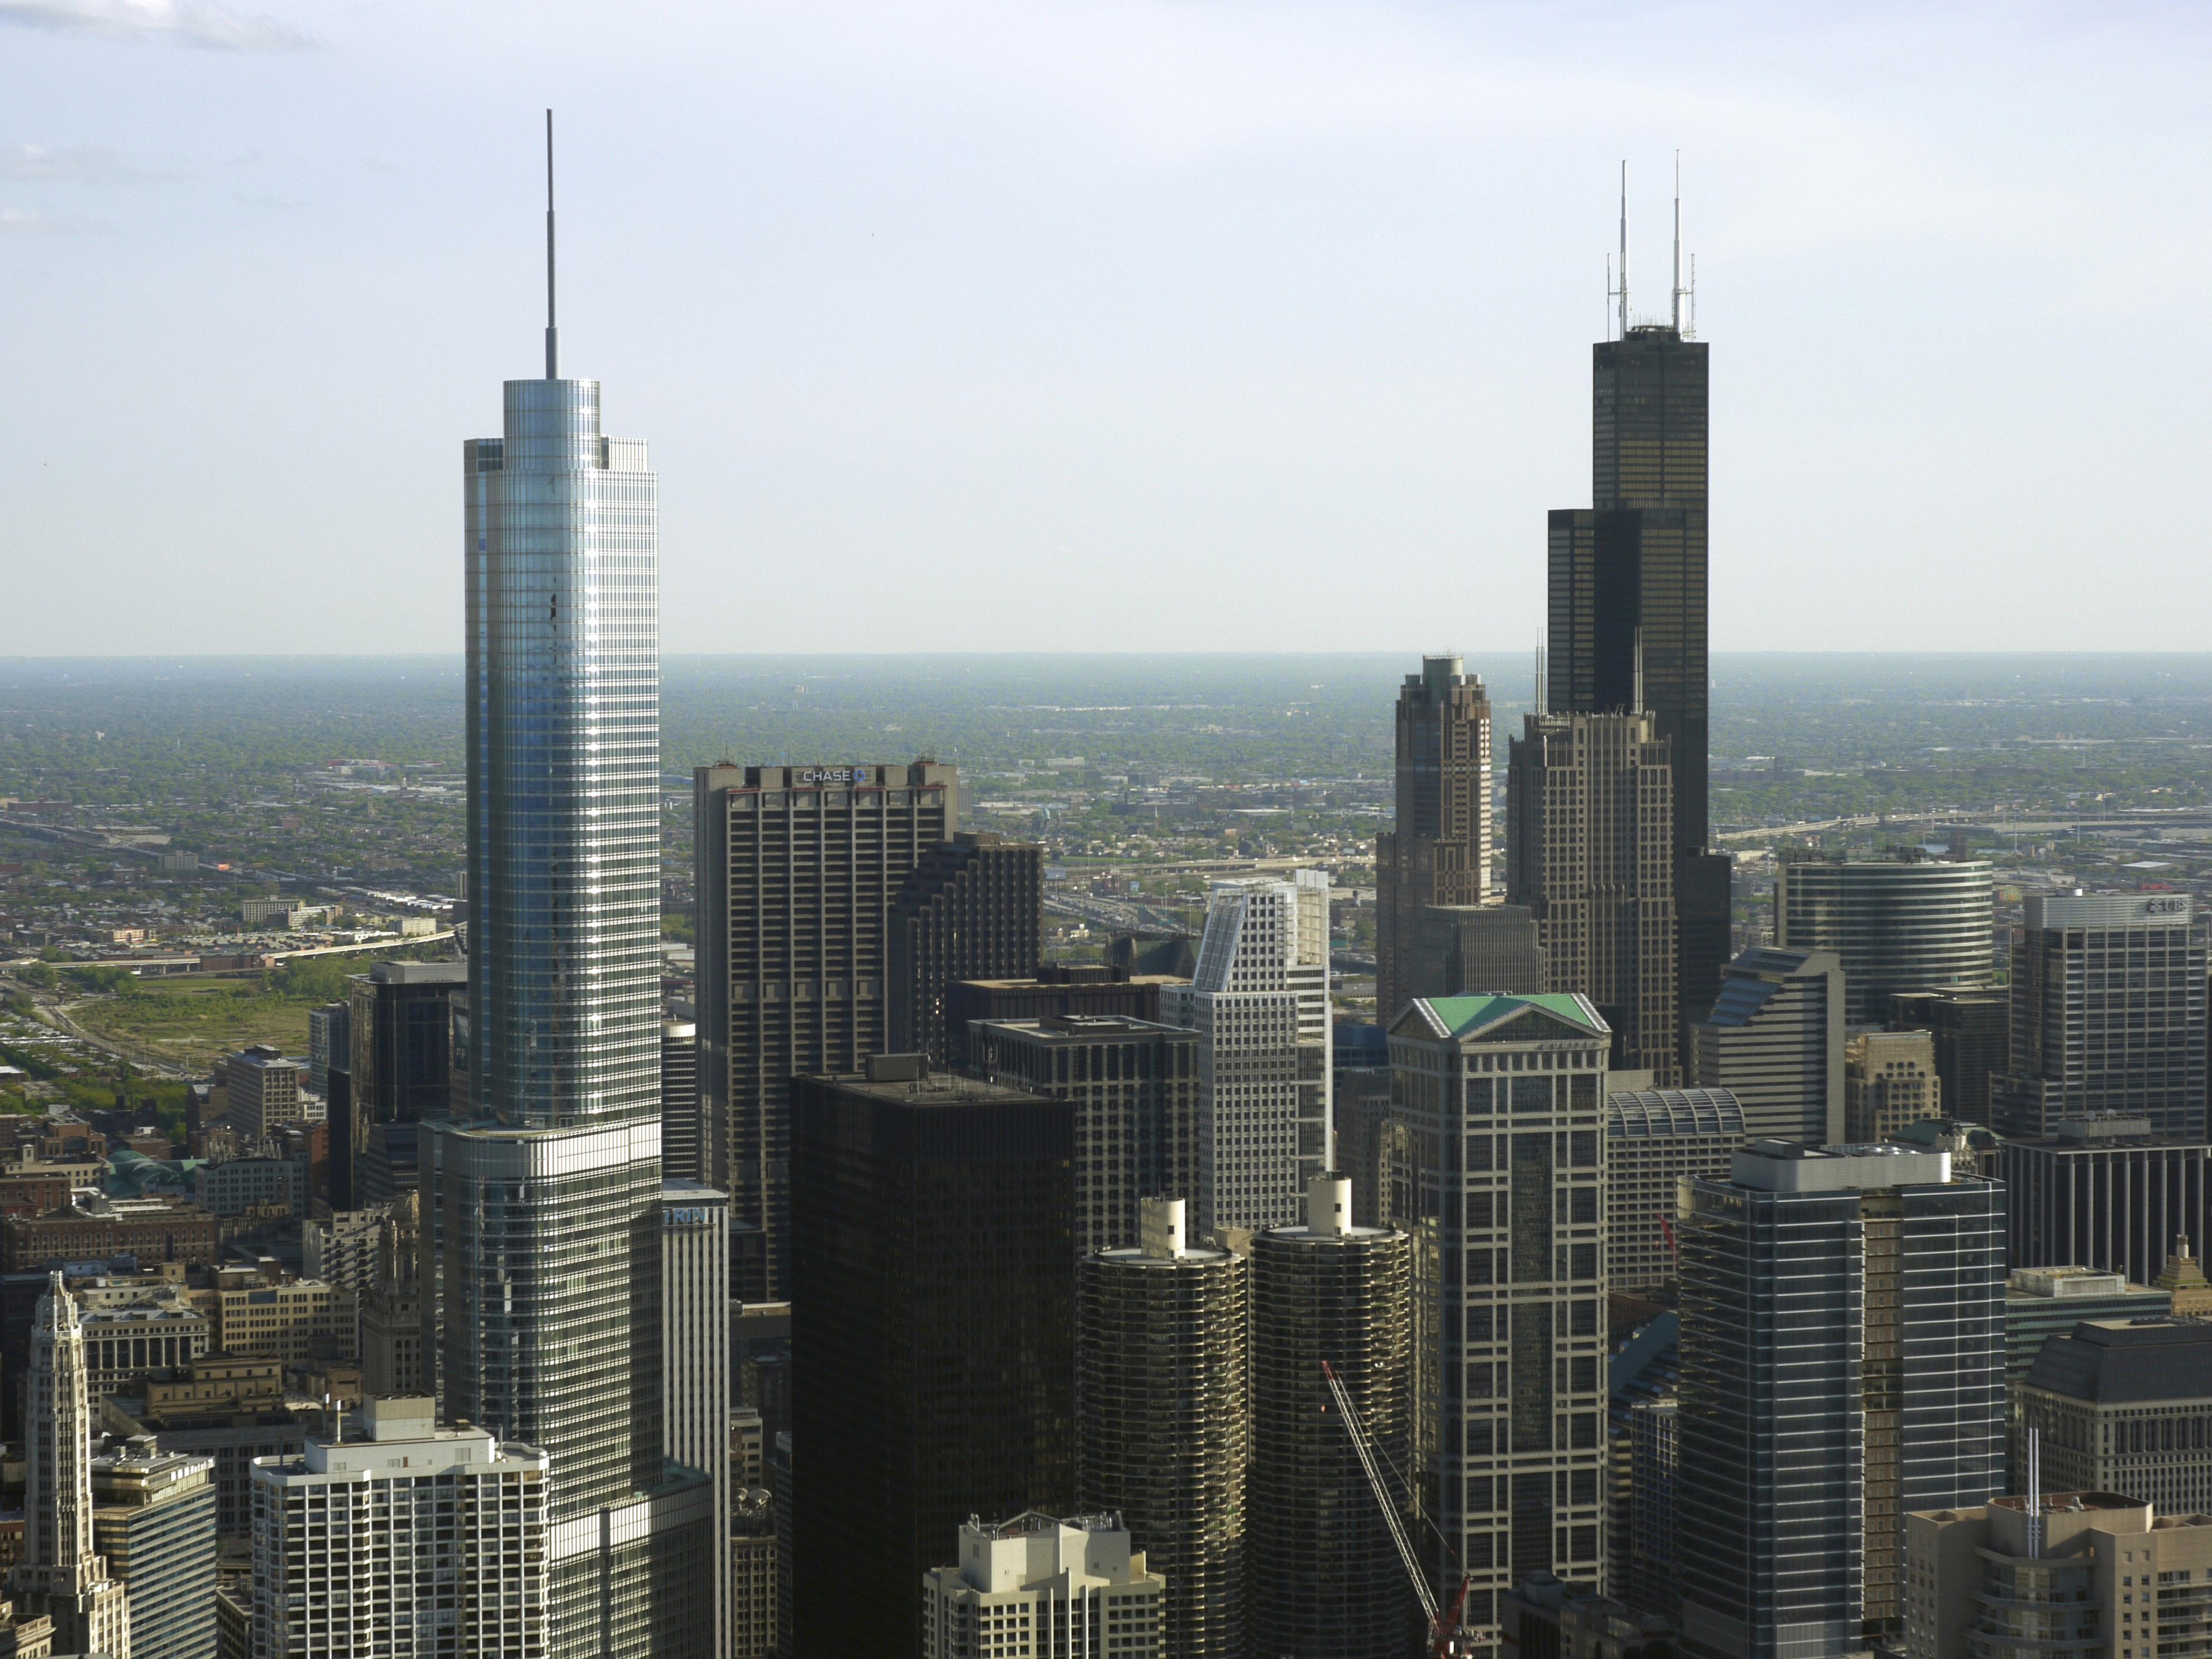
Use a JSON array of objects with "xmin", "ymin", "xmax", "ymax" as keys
[
  {"xmin": 732, "ymin": 1486, "xmax": 776, "ymax": 1659},
  {"xmin": 221, "ymin": 1045, "xmax": 302, "ymax": 1145},
  {"xmin": 1906, "ymin": 1493, "xmax": 2212, "ymax": 1659},
  {"xmin": 1847, "ymin": 1029, "xmax": 1943, "ymax": 1143},
  {"xmin": 2015, "ymin": 1318, "xmax": 2212, "ymax": 1517},
  {"xmin": 2156, "ymin": 1238, "xmax": 2212, "ymax": 1318},
  {"xmin": 212, "ymin": 1280, "xmax": 355, "ymax": 1365},
  {"xmin": 1507, "ymin": 709, "xmax": 1679, "ymax": 1083}
]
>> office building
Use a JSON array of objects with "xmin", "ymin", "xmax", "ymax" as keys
[
  {"xmin": 1388, "ymin": 991, "xmax": 1613, "ymax": 1647},
  {"xmin": 1905, "ymin": 1491, "xmax": 2211, "ymax": 1659},
  {"xmin": 306, "ymin": 1000, "xmax": 347, "ymax": 1104},
  {"xmin": 1160, "ymin": 871, "xmax": 1333, "ymax": 1233},
  {"xmin": 301, "ymin": 1207, "xmax": 383, "ymax": 1302},
  {"xmin": 1890, "ymin": 988, "xmax": 2010, "ymax": 1127},
  {"xmin": 359, "ymin": 1194, "xmax": 422, "ymax": 1399},
  {"xmin": 1544, "ymin": 303, "xmax": 1730, "ymax": 1034},
  {"xmin": 660, "ymin": 1019, "xmax": 700, "ymax": 1184},
  {"xmin": 970, "ymin": 1014, "xmax": 1200, "ymax": 1255},
  {"xmin": 790, "ymin": 1062, "xmax": 1075, "ymax": 1658},
  {"xmin": 1076, "ymin": 1199, "xmax": 1247, "ymax": 1659},
  {"xmin": 213, "ymin": 1280, "xmax": 353, "ymax": 1366},
  {"xmin": 339, "ymin": 960, "xmax": 465, "ymax": 1208},
  {"xmin": 1773, "ymin": 853, "xmax": 1995, "ymax": 1025},
  {"xmin": 1604, "ymin": 1088, "xmax": 1746, "ymax": 1294},
  {"xmin": 731, "ymin": 1487, "xmax": 775, "ymax": 1659},
  {"xmin": 2, "ymin": 1194, "xmax": 217, "ymax": 1272},
  {"xmin": 99, "ymin": 1353, "xmax": 309, "ymax": 1539},
  {"xmin": 2005, "ymin": 1267, "xmax": 2170, "ymax": 1382},
  {"xmin": 1845, "ymin": 1028, "xmax": 1942, "ymax": 1144},
  {"xmin": 420, "ymin": 236, "xmax": 712, "ymax": 1657},
  {"xmin": 1689, "ymin": 947, "xmax": 1844, "ymax": 1145},
  {"xmin": 191, "ymin": 1155, "xmax": 306, "ymax": 1219},
  {"xmin": 693, "ymin": 759, "xmax": 956, "ymax": 1299},
  {"xmin": 1627, "ymin": 1394, "xmax": 1678, "ymax": 1620},
  {"xmin": 1995, "ymin": 893, "xmax": 2209, "ymax": 1142},
  {"xmin": 943, "ymin": 968, "xmax": 1177, "ymax": 1071},
  {"xmin": 2157, "ymin": 1234, "xmax": 2212, "ymax": 1314},
  {"xmin": 1376, "ymin": 656, "xmax": 1494, "ymax": 1025},
  {"xmin": 1999, "ymin": 1117, "xmax": 2212, "ymax": 1288},
  {"xmin": 1605, "ymin": 1309, "xmax": 1678, "ymax": 1613},
  {"xmin": 80, "ymin": 1298, "xmax": 212, "ymax": 1409},
  {"xmin": 1676, "ymin": 1143, "xmax": 2005, "ymax": 1659},
  {"xmin": 660, "ymin": 1183, "xmax": 729, "ymax": 1659},
  {"xmin": 222, "ymin": 1045, "xmax": 302, "ymax": 1145},
  {"xmin": 9, "ymin": 1276, "xmax": 131, "ymax": 1656},
  {"xmin": 1507, "ymin": 710, "xmax": 1680, "ymax": 1083},
  {"xmin": 1502, "ymin": 1573, "xmax": 1675, "ymax": 1659},
  {"xmin": 921, "ymin": 1512, "xmax": 1166, "ymax": 1659},
  {"xmin": 1407, "ymin": 903, "xmax": 1546, "ymax": 1002},
  {"xmin": 1250, "ymin": 1176, "xmax": 1414, "ymax": 1659},
  {"xmin": 1331, "ymin": 1022, "xmax": 1397, "ymax": 1229},
  {"xmin": 249, "ymin": 1397, "xmax": 549, "ymax": 1658},
  {"xmin": 886, "ymin": 832, "xmax": 1042, "ymax": 1066},
  {"xmin": 90, "ymin": 1438, "xmax": 216, "ymax": 1659},
  {"xmin": 2015, "ymin": 1318, "xmax": 2212, "ymax": 1515},
  {"xmin": 0, "ymin": 1596, "xmax": 50, "ymax": 1655}
]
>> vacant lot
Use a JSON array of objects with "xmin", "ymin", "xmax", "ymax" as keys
[{"xmin": 71, "ymin": 982, "xmax": 317, "ymax": 1072}]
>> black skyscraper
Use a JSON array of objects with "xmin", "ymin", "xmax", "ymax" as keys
[
  {"xmin": 1548, "ymin": 272, "xmax": 1731, "ymax": 1037},
  {"xmin": 885, "ymin": 831, "xmax": 1043, "ymax": 1067}
]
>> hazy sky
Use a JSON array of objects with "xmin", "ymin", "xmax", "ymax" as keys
[{"xmin": 3, "ymin": 1, "xmax": 2208, "ymax": 656}]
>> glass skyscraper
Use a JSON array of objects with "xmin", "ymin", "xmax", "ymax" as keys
[{"xmin": 422, "ymin": 302, "xmax": 711, "ymax": 1652}]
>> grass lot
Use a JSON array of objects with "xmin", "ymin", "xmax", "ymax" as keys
[{"xmin": 70, "ymin": 981, "xmax": 320, "ymax": 1072}]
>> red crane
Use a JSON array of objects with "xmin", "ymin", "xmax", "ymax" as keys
[{"xmin": 1322, "ymin": 1359, "xmax": 1471, "ymax": 1658}]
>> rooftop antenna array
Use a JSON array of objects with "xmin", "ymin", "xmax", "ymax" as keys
[
  {"xmin": 1608, "ymin": 160, "xmax": 1631, "ymax": 340},
  {"xmin": 544, "ymin": 109, "xmax": 558, "ymax": 380},
  {"xmin": 1672, "ymin": 151, "xmax": 1686, "ymax": 333}
]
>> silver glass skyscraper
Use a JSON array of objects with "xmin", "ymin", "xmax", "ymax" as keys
[{"xmin": 421, "ymin": 129, "xmax": 712, "ymax": 1658}]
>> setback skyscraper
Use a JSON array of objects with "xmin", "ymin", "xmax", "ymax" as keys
[
  {"xmin": 420, "ymin": 151, "xmax": 712, "ymax": 1656},
  {"xmin": 1377, "ymin": 656, "xmax": 1493, "ymax": 1026}
]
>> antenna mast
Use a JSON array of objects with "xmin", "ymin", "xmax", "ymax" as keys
[
  {"xmin": 1671, "ymin": 150, "xmax": 1684, "ymax": 333},
  {"xmin": 1617, "ymin": 160, "xmax": 1630, "ymax": 338},
  {"xmin": 544, "ymin": 109, "xmax": 559, "ymax": 379}
]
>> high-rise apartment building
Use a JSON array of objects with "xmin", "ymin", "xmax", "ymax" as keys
[
  {"xmin": 1076, "ymin": 1199, "xmax": 1247, "ymax": 1659},
  {"xmin": 790, "ymin": 1062, "xmax": 1075, "ymax": 1658},
  {"xmin": 89, "ymin": 1438, "xmax": 216, "ymax": 1659},
  {"xmin": 1995, "ymin": 893, "xmax": 2209, "ymax": 1141},
  {"xmin": 1846, "ymin": 1028, "xmax": 1942, "ymax": 1143},
  {"xmin": 1545, "ymin": 310, "xmax": 1730, "ymax": 1035},
  {"xmin": 1508, "ymin": 711, "xmax": 1679, "ymax": 1083},
  {"xmin": 1677, "ymin": 1143, "xmax": 2005, "ymax": 1659},
  {"xmin": 1689, "ymin": 947, "xmax": 1844, "ymax": 1145},
  {"xmin": 1889, "ymin": 988, "xmax": 2009, "ymax": 1127},
  {"xmin": 1376, "ymin": 656, "xmax": 1493, "ymax": 1025},
  {"xmin": 1161, "ymin": 871, "xmax": 1333, "ymax": 1233},
  {"xmin": 660, "ymin": 1019, "xmax": 700, "ymax": 1184},
  {"xmin": 693, "ymin": 760, "xmax": 956, "ymax": 1299},
  {"xmin": 2015, "ymin": 1318, "xmax": 2212, "ymax": 1515},
  {"xmin": 249, "ymin": 1398, "xmax": 549, "ymax": 1658},
  {"xmin": 1773, "ymin": 854, "xmax": 1995, "ymax": 1026},
  {"xmin": 8, "ymin": 1275, "xmax": 131, "ymax": 1656},
  {"xmin": 970, "ymin": 1014, "xmax": 1200, "ymax": 1255},
  {"xmin": 660, "ymin": 1183, "xmax": 728, "ymax": 1659},
  {"xmin": 341, "ymin": 960, "xmax": 466, "ymax": 1208},
  {"xmin": 886, "ymin": 832, "xmax": 1042, "ymax": 1066},
  {"xmin": 921, "ymin": 1513, "xmax": 1166, "ymax": 1659},
  {"xmin": 1388, "ymin": 991, "xmax": 1613, "ymax": 1649},
  {"xmin": 1250, "ymin": 1176, "xmax": 1414, "ymax": 1659},
  {"xmin": 419, "ymin": 244, "xmax": 712, "ymax": 1656},
  {"xmin": 1407, "ymin": 904, "xmax": 1546, "ymax": 1003},
  {"xmin": 1603, "ymin": 1088, "xmax": 1746, "ymax": 1294},
  {"xmin": 1999, "ymin": 1117, "xmax": 2212, "ymax": 1287}
]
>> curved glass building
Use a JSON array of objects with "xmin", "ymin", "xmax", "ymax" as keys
[{"xmin": 1773, "ymin": 854, "xmax": 1995, "ymax": 1025}]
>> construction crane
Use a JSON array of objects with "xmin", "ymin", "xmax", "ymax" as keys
[{"xmin": 1322, "ymin": 1359, "xmax": 1471, "ymax": 1659}]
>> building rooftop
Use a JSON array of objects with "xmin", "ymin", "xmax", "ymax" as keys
[
  {"xmin": 1400, "ymin": 993, "xmax": 1608, "ymax": 1042},
  {"xmin": 2023, "ymin": 1317, "xmax": 2212, "ymax": 1404},
  {"xmin": 1606, "ymin": 1089, "xmax": 1747, "ymax": 1139},
  {"xmin": 1729, "ymin": 1141, "xmax": 1954, "ymax": 1193}
]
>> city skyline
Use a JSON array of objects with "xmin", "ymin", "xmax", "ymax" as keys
[{"xmin": 6, "ymin": 4, "xmax": 2212, "ymax": 656}]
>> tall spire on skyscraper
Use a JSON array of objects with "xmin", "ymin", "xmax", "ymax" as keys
[{"xmin": 544, "ymin": 108, "xmax": 559, "ymax": 380}]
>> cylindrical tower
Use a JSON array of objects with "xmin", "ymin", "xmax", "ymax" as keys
[
  {"xmin": 1078, "ymin": 1197, "xmax": 1248, "ymax": 1659},
  {"xmin": 1251, "ymin": 1174, "xmax": 1415, "ymax": 1659}
]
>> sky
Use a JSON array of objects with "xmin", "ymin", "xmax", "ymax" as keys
[{"xmin": 2, "ymin": 0, "xmax": 2208, "ymax": 657}]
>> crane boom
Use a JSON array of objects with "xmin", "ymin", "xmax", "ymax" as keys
[{"xmin": 1322, "ymin": 1359, "xmax": 1439, "ymax": 1628}]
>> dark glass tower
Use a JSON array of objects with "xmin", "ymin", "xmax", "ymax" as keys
[
  {"xmin": 885, "ymin": 830, "xmax": 1043, "ymax": 1066},
  {"xmin": 1376, "ymin": 655, "xmax": 1492, "ymax": 1027},
  {"xmin": 1548, "ymin": 312, "xmax": 1730, "ymax": 1036}
]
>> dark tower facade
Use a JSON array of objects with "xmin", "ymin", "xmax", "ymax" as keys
[
  {"xmin": 1547, "ymin": 317, "xmax": 1730, "ymax": 1038},
  {"xmin": 1376, "ymin": 655, "xmax": 1493, "ymax": 1027},
  {"xmin": 885, "ymin": 831, "xmax": 1043, "ymax": 1066}
]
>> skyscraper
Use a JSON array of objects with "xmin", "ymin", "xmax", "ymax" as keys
[
  {"xmin": 1889, "ymin": 988, "xmax": 2009, "ymax": 1127},
  {"xmin": 1689, "ymin": 946, "xmax": 1845, "ymax": 1144},
  {"xmin": 419, "ymin": 136, "xmax": 712, "ymax": 1657},
  {"xmin": 342, "ymin": 960, "xmax": 467, "ymax": 1207},
  {"xmin": 1250, "ymin": 1175, "xmax": 1415, "ymax": 1659},
  {"xmin": 89, "ymin": 1439, "xmax": 216, "ymax": 1659},
  {"xmin": 1845, "ymin": 1028, "xmax": 1942, "ymax": 1143},
  {"xmin": 693, "ymin": 760, "xmax": 956, "ymax": 1298},
  {"xmin": 1376, "ymin": 656, "xmax": 1493, "ymax": 1026},
  {"xmin": 1508, "ymin": 710, "xmax": 1680, "ymax": 1083},
  {"xmin": 1998, "ymin": 1116, "xmax": 2212, "ymax": 1289},
  {"xmin": 1676, "ymin": 1143, "xmax": 2004, "ymax": 1659},
  {"xmin": 1994, "ymin": 893, "xmax": 2208, "ymax": 1141},
  {"xmin": 1076, "ymin": 1199, "xmax": 1248, "ymax": 1659},
  {"xmin": 1544, "ymin": 265, "xmax": 1730, "ymax": 1036},
  {"xmin": 886, "ymin": 831, "xmax": 1042, "ymax": 1066},
  {"xmin": 8, "ymin": 1274, "xmax": 131, "ymax": 1657},
  {"xmin": 660, "ymin": 1018, "xmax": 700, "ymax": 1184},
  {"xmin": 1388, "ymin": 992, "xmax": 1614, "ymax": 1648},
  {"xmin": 1603, "ymin": 1088, "xmax": 1745, "ymax": 1294},
  {"xmin": 1161, "ymin": 871, "xmax": 1334, "ymax": 1233},
  {"xmin": 1772, "ymin": 853, "xmax": 1996, "ymax": 1026},
  {"xmin": 2014, "ymin": 1318, "xmax": 2212, "ymax": 1515},
  {"xmin": 1406, "ymin": 904, "xmax": 1545, "ymax": 1003},
  {"xmin": 921, "ymin": 1513, "xmax": 1167, "ymax": 1659},
  {"xmin": 661, "ymin": 1183, "xmax": 730, "ymax": 1659}
]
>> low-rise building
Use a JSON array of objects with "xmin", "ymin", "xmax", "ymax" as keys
[
  {"xmin": 102, "ymin": 1354, "xmax": 313, "ymax": 1538},
  {"xmin": 922, "ymin": 1512, "xmax": 1166, "ymax": 1659},
  {"xmin": 213, "ymin": 1280, "xmax": 354, "ymax": 1365},
  {"xmin": 191, "ymin": 1155, "xmax": 307, "ymax": 1219},
  {"xmin": 1, "ymin": 1195, "xmax": 218, "ymax": 1272}
]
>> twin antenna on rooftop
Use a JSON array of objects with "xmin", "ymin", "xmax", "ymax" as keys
[{"xmin": 1608, "ymin": 153, "xmax": 1696, "ymax": 341}]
